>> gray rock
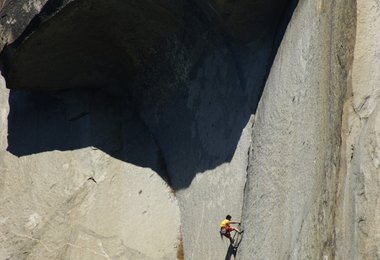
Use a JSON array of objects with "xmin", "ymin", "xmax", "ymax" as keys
[
  {"xmin": 0, "ymin": 0, "xmax": 291, "ymax": 258},
  {"xmin": 237, "ymin": 0, "xmax": 379, "ymax": 257},
  {"xmin": 4, "ymin": 0, "xmax": 378, "ymax": 259}
]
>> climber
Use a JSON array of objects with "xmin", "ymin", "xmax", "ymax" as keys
[{"xmin": 219, "ymin": 215, "xmax": 243, "ymax": 244}]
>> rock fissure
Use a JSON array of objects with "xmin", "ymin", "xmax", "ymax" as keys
[{"xmin": 1, "ymin": 0, "xmax": 378, "ymax": 259}]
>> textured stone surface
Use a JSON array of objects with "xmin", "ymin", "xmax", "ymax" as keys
[
  {"xmin": 0, "ymin": 0, "xmax": 47, "ymax": 50},
  {"xmin": 335, "ymin": 1, "xmax": 380, "ymax": 259},
  {"xmin": 3, "ymin": 0, "xmax": 380, "ymax": 259},
  {"xmin": 0, "ymin": 1, "xmax": 294, "ymax": 259},
  {"xmin": 0, "ymin": 86, "xmax": 182, "ymax": 259},
  {"xmin": 0, "ymin": 80, "xmax": 181, "ymax": 260},
  {"xmin": 240, "ymin": 0, "xmax": 356, "ymax": 259}
]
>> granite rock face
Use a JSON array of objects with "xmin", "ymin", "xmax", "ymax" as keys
[
  {"xmin": 0, "ymin": 0, "xmax": 293, "ymax": 259},
  {"xmin": 240, "ymin": 0, "xmax": 379, "ymax": 259},
  {"xmin": 335, "ymin": 1, "xmax": 380, "ymax": 259},
  {"xmin": 240, "ymin": 0, "xmax": 356, "ymax": 258},
  {"xmin": 1, "ymin": 0, "xmax": 379, "ymax": 259}
]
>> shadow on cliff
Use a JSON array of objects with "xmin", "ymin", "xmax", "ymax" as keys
[
  {"xmin": 224, "ymin": 231, "xmax": 243, "ymax": 259},
  {"xmin": 225, "ymin": 245, "xmax": 237, "ymax": 260},
  {"xmin": 7, "ymin": 88, "xmax": 176, "ymax": 184},
  {"xmin": 2, "ymin": 0, "xmax": 298, "ymax": 190}
]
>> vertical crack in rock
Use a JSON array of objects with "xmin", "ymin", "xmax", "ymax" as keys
[
  {"xmin": 0, "ymin": 0, "xmax": 376, "ymax": 259},
  {"xmin": 333, "ymin": 0, "xmax": 358, "ymax": 259},
  {"xmin": 240, "ymin": 115, "xmax": 255, "ymax": 217},
  {"xmin": 0, "ymin": 0, "xmax": 301, "ymax": 259},
  {"xmin": 335, "ymin": 0, "xmax": 380, "ymax": 257},
  {"xmin": 239, "ymin": 0, "xmax": 357, "ymax": 259}
]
